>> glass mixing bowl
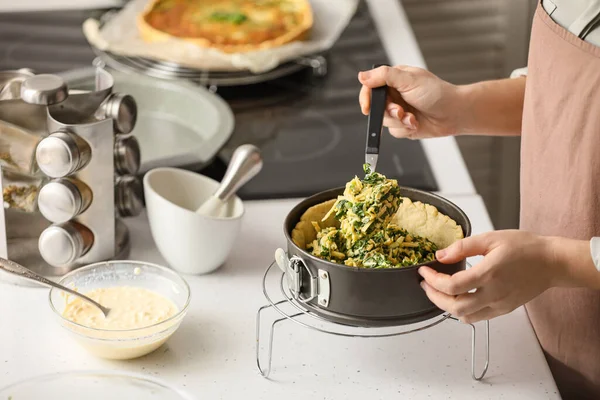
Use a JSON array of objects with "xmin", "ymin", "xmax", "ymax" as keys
[
  {"xmin": 0, "ymin": 370, "xmax": 195, "ymax": 399},
  {"xmin": 49, "ymin": 260, "xmax": 191, "ymax": 360}
]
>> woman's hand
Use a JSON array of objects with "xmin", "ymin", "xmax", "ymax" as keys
[
  {"xmin": 358, "ymin": 65, "xmax": 463, "ymax": 139},
  {"xmin": 418, "ymin": 230, "xmax": 600, "ymax": 323},
  {"xmin": 358, "ymin": 65, "xmax": 527, "ymax": 138}
]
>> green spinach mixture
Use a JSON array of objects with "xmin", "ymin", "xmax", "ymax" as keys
[{"xmin": 306, "ymin": 165, "xmax": 438, "ymax": 268}]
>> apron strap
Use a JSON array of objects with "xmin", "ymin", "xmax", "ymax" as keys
[{"xmin": 567, "ymin": 0, "xmax": 600, "ymax": 39}]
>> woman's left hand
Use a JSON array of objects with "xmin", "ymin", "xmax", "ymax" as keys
[{"xmin": 418, "ymin": 230, "xmax": 587, "ymax": 323}]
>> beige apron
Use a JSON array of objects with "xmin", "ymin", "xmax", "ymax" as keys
[{"xmin": 520, "ymin": 3, "xmax": 600, "ymax": 399}]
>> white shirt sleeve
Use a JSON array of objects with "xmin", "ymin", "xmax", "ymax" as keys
[
  {"xmin": 589, "ymin": 237, "xmax": 600, "ymax": 272},
  {"xmin": 510, "ymin": 67, "xmax": 528, "ymax": 78}
]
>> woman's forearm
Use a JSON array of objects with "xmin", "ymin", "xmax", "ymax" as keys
[
  {"xmin": 549, "ymin": 237, "xmax": 600, "ymax": 290},
  {"xmin": 455, "ymin": 77, "xmax": 526, "ymax": 137}
]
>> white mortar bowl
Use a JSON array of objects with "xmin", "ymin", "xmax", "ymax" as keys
[{"xmin": 143, "ymin": 167, "xmax": 244, "ymax": 275}]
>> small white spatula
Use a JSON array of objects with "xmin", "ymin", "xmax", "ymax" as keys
[{"xmin": 195, "ymin": 144, "xmax": 263, "ymax": 217}]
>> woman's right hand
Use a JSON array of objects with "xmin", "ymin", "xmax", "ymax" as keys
[{"xmin": 358, "ymin": 65, "xmax": 464, "ymax": 140}]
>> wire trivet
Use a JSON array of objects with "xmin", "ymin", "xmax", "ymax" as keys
[{"xmin": 256, "ymin": 261, "xmax": 490, "ymax": 380}]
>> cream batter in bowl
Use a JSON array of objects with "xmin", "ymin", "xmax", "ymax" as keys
[{"xmin": 49, "ymin": 260, "xmax": 191, "ymax": 360}]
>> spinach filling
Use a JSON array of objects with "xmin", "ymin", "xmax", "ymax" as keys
[
  {"xmin": 209, "ymin": 11, "xmax": 248, "ymax": 24},
  {"xmin": 307, "ymin": 164, "xmax": 438, "ymax": 268}
]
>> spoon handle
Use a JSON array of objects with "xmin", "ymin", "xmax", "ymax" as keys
[
  {"xmin": 214, "ymin": 144, "xmax": 263, "ymax": 202},
  {"xmin": 365, "ymin": 63, "xmax": 389, "ymax": 173},
  {"xmin": 0, "ymin": 256, "xmax": 61, "ymax": 289},
  {"xmin": 0, "ymin": 257, "xmax": 108, "ymax": 315}
]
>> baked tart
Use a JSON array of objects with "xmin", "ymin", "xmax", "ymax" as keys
[{"xmin": 137, "ymin": 0, "xmax": 314, "ymax": 53}]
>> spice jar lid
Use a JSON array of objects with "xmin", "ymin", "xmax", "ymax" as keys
[
  {"xmin": 36, "ymin": 131, "xmax": 90, "ymax": 178},
  {"xmin": 100, "ymin": 93, "xmax": 137, "ymax": 135},
  {"xmin": 38, "ymin": 222, "xmax": 92, "ymax": 267},
  {"xmin": 114, "ymin": 135, "xmax": 141, "ymax": 175},
  {"xmin": 20, "ymin": 74, "xmax": 68, "ymax": 105},
  {"xmin": 38, "ymin": 179, "xmax": 83, "ymax": 224},
  {"xmin": 115, "ymin": 175, "xmax": 144, "ymax": 218}
]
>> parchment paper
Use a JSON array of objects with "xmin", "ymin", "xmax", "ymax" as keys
[{"xmin": 83, "ymin": 0, "xmax": 359, "ymax": 73}]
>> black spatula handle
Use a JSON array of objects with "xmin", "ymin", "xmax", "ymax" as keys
[{"xmin": 366, "ymin": 63, "xmax": 388, "ymax": 154}]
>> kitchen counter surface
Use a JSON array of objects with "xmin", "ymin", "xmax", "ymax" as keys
[{"xmin": 0, "ymin": 195, "xmax": 559, "ymax": 399}]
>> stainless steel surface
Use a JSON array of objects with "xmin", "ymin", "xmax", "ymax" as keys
[
  {"xmin": 0, "ymin": 100, "xmax": 48, "ymax": 136},
  {"xmin": 20, "ymin": 74, "xmax": 68, "ymax": 105},
  {"xmin": 38, "ymin": 221, "xmax": 93, "ymax": 267},
  {"xmin": 0, "ymin": 70, "xmax": 35, "ymax": 101},
  {"xmin": 37, "ymin": 178, "xmax": 92, "ymax": 224},
  {"xmin": 317, "ymin": 269, "xmax": 330, "ymax": 307},
  {"xmin": 46, "ymin": 115, "xmax": 117, "ymax": 265},
  {"xmin": 0, "ymin": 202, "xmax": 130, "ymax": 284},
  {"xmin": 0, "ymin": 70, "xmax": 35, "ymax": 85},
  {"xmin": 256, "ymin": 261, "xmax": 490, "ymax": 379},
  {"xmin": 365, "ymin": 153, "xmax": 378, "ymax": 173},
  {"xmin": 0, "ymin": 256, "xmax": 110, "ymax": 317},
  {"xmin": 289, "ymin": 255, "xmax": 317, "ymax": 303},
  {"xmin": 36, "ymin": 131, "xmax": 91, "ymax": 178},
  {"xmin": 44, "ymin": 69, "xmax": 114, "ymax": 126},
  {"xmin": 114, "ymin": 135, "xmax": 141, "ymax": 175},
  {"xmin": 213, "ymin": 144, "xmax": 263, "ymax": 202},
  {"xmin": 0, "ymin": 81, "xmax": 23, "ymax": 101},
  {"xmin": 98, "ymin": 92, "xmax": 137, "ymax": 135},
  {"xmin": 0, "ymin": 67, "xmax": 137, "ymax": 279},
  {"xmin": 115, "ymin": 175, "xmax": 144, "ymax": 218}
]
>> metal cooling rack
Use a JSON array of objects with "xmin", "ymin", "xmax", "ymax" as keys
[{"xmin": 256, "ymin": 261, "xmax": 490, "ymax": 380}]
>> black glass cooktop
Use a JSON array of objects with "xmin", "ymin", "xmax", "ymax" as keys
[
  {"xmin": 201, "ymin": 2, "xmax": 437, "ymax": 198},
  {"xmin": 0, "ymin": 1, "xmax": 437, "ymax": 200}
]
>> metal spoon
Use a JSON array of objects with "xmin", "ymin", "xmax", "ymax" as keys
[{"xmin": 0, "ymin": 257, "xmax": 111, "ymax": 317}]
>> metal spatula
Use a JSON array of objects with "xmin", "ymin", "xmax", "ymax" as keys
[{"xmin": 365, "ymin": 63, "xmax": 389, "ymax": 172}]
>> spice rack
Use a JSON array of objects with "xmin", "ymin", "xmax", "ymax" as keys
[{"xmin": 0, "ymin": 67, "xmax": 143, "ymax": 280}]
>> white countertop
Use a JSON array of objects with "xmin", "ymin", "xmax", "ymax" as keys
[{"xmin": 0, "ymin": 196, "xmax": 559, "ymax": 399}]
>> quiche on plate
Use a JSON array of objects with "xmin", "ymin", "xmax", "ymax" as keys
[{"xmin": 137, "ymin": 0, "xmax": 314, "ymax": 53}]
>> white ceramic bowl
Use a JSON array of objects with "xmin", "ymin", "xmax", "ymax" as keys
[
  {"xmin": 49, "ymin": 260, "xmax": 191, "ymax": 360},
  {"xmin": 143, "ymin": 167, "xmax": 244, "ymax": 275}
]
